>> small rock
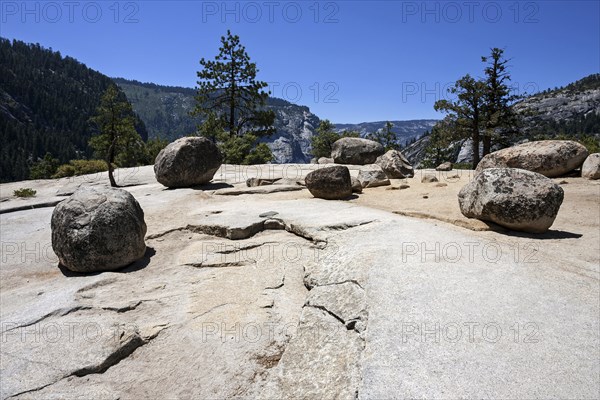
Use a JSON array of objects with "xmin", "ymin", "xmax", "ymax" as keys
[
  {"xmin": 351, "ymin": 177, "xmax": 363, "ymax": 193},
  {"xmin": 318, "ymin": 157, "xmax": 334, "ymax": 164},
  {"xmin": 246, "ymin": 178, "xmax": 281, "ymax": 187},
  {"xmin": 421, "ymin": 174, "xmax": 439, "ymax": 183},
  {"xmin": 358, "ymin": 165, "xmax": 391, "ymax": 188},
  {"xmin": 581, "ymin": 153, "xmax": 600, "ymax": 180},
  {"xmin": 259, "ymin": 211, "xmax": 279, "ymax": 218},
  {"xmin": 435, "ymin": 183, "xmax": 448, "ymax": 187},
  {"xmin": 423, "ymin": 195, "xmax": 429, "ymax": 199},
  {"xmin": 375, "ymin": 150, "xmax": 414, "ymax": 178},
  {"xmin": 305, "ymin": 166, "xmax": 353, "ymax": 200},
  {"xmin": 435, "ymin": 162, "xmax": 453, "ymax": 171},
  {"xmin": 264, "ymin": 219, "xmax": 285, "ymax": 230},
  {"xmin": 458, "ymin": 168, "xmax": 564, "ymax": 233}
]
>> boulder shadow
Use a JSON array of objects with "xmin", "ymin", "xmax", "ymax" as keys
[
  {"xmin": 493, "ymin": 228, "xmax": 583, "ymax": 240},
  {"xmin": 162, "ymin": 182, "xmax": 234, "ymax": 191},
  {"xmin": 58, "ymin": 246, "xmax": 156, "ymax": 277}
]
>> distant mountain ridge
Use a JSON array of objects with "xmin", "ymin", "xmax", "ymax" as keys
[
  {"xmin": 113, "ymin": 77, "xmax": 438, "ymax": 163},
  {"xmin": 334, "ymin": 120, "xmax": 438, "ymax": 146}
]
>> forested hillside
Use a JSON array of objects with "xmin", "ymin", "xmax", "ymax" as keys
[{"xmin": 0, "ymin": 38, "xmax": 146, "ymax": 182}]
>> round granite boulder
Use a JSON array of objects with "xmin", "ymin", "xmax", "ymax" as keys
[
  {"xmin": 305, "ymin": 166, "xmax": 353, "ymax": 200},
  {"xmin": 458, "ymin": 168, "xmax": 564, "ymax": 233},
  {"xmin": 581, "ymin": 153, "xmax": 600, "ymax": 180},
  {"xmin": 475, "ymin": 140, "xmax": 589, "ymax": 178},
  {"xmin": 51, "ymin": 186, "xmax": 147, "ymax": 272},
  {"xmin": 154, "ymin": 137, "xmax": 222, "ymax": 188},
  {"xmin": 331, "ymin": 137, "xmax": 385, "ymax": 165}
]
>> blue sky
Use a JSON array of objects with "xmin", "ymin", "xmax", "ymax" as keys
[{"xmin": 1, "ymin": 0, "xmax": 598, "ymax": 123}]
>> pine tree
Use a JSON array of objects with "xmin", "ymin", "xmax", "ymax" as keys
[
  {"xmin": 435, "ymin": 75, "xmax": 486, "ymax": 169},
  {"xmin": 192, "ymin": 31, "xmax": 275, "ymax": 164},
  {"xmin": 89, "ymin": 85, "xmax": 143, "ymax": 187},
  {"xmin": 481, "ymin": 48, "xmax": 520, "ymax": 155},
  {"xmin": 367, "ymin": 121, "xmax": 401, "ymax": 151},
  {"xmin": 310, "ymin": 120, "xmax": 359, "ymax": 158}
]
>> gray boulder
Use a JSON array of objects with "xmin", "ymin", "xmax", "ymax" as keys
[
  {"xmin": 331, "ymin": 137, "xmax": 385, "ymax": 165},
  {"xmin": 476, "ymin": 140, "xmax": 589, "ymax": 178},
  {"xmin": 458, "ymin": 168, "xmax": 564, "ymax": 233},
  {"xmin": 154, "ymin": 137, "xmax": 222, "ymax": 188},
  {"xmin": 581, "ymin": 153, "xmax": 600, "ymax": 179},
  {"xmin": 421, "ymin": 174, "xmax": 439, "ymax": 183},
  {"xmin": 51, "ymin": 186, "xmax": 147, "ymax": 272},
  {"xmin": 358, "ymin": 165, "xmax": 391, "ymax": 188},
  {"xmin": 305, "ymin": 166, "xmax": 352, "ymax": 200},
  {"xmin": 375, "ymin": 150, "xmax": 414, "ymax": 178},
  {"xmin": 351, "ymin": 177, "xmax": 363, "ymax": 193},
  {"xmin": 318, "ymin": 157, "xmax": 334, "ymax": 164},
  {"xmin": 436, "ymin": 162, "xmax": 453, "ymax": 171}
]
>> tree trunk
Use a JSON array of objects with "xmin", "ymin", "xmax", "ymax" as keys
[
  {"xmin": 482, "ymin": 134, "xmax": 491, "ymax": 156},
  {"xmin": 471, "ymin": 132, "xmax": 480, "ymax": 170},
  {"xmin": 107, "ymin": 140, "xmax": 118, "ymax": 188}
]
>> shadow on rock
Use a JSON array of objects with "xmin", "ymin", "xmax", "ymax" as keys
[
  {"xmin": 58, "ymin": 246, "xmax": 156, "ymax": 277},
  {"xmin": 495, "ymin": 229, "xmax": 583, "ymax": 240},
  {"xmin": 163, "ymin": 182, "xmax": 234, "ymax": 191}
]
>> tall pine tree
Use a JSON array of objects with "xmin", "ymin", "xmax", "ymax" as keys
[
  {"xmin": 192, "ymin": 31, "xmax": 275, "ymax": 164},
  {"xmin": 89, "ymin": 85, "xmax": 144, "ymax": 187}
]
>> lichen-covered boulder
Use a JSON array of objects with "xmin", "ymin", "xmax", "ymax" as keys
[
  {"xmin": 458, "ymin": 168, "xmax": 564, "ymax": 233},
  {"xmin": 476, "ymin": 140, "xmax": 589, "ymax": 178},
  {"xmin": 581, "ymin": 153, "xmax": 600, "ymax": 180},
  {"xmin": 305, "ymin": 166, "xmax": 352, "ymax": 200},
  {"xmin": 154, "ymin": 137, "xmax": 222, "ymax": 188},
  {"xmin": 331, "ymin": 138, "xmax": 384, "ymax": 165},
  {"xmin": 376, "ymin": 150, "xmax": 414, "ymax": 178},
  {"xmin": 51, "ymin": 186, "xmax": 147, "ymax": 272}
]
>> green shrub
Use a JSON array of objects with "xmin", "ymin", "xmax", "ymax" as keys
[
  {"xmin": 52, "ymin": 159, "xmax": 108, "ymax": 178},
  {"xmin": 452, "ymin": 162, "xmax": 473, "ymax": 170},
  {"xmin": 14, "ymin": 188, "xmax": 36, "ymax": 197},
  {"xmin": 29, "ymin": 153, "xmax": 60, "ymax": 179}
]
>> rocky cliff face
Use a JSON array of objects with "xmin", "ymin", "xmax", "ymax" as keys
[
  {"xmin": 264, "ymin": 104, "xmax": 320, "ymax": 163},
  {"xmin": 514, "ymin": 77, "xmax": 600, "ymax": 125}
]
